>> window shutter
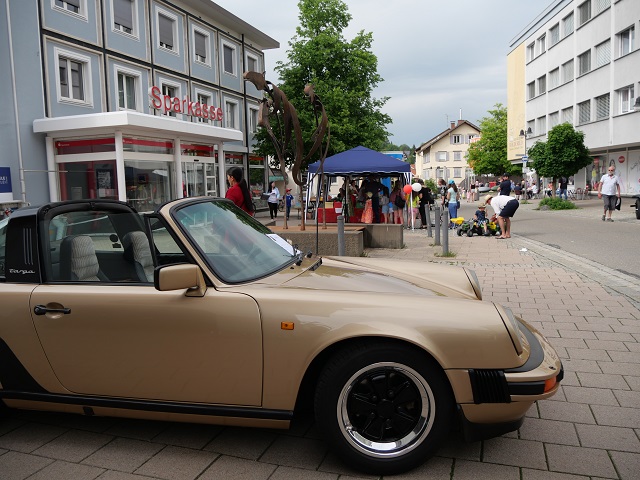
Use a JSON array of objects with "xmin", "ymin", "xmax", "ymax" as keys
[
  {"xmin": 114, "ymin": 0, "xmax": 133, "ymax": 30},
  {"xmin": 223, "ymin": 45, "xmax": 234, "ymax": 73},
  {"xmin": 159, "ymin": 14, "xmax": 173, "ymax": 48},
  {"xmin": 595, "ymin": 41, "xmax": 610, "ymax": 67},
  {"xmin": 66, "ymin": 0, "xmax": 80, "ymax": 7},
  {"xmin": 596, "ymin": 95, "xmax": 609, "ymax": 119},
  {"xmin": 195, "ymin": 32, "xmax": 206, "ymax": 59}
]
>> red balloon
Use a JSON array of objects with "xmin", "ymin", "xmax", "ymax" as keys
[{"xmin": 403, "ymin": 184, "xmax": 413, "ymax": 194}]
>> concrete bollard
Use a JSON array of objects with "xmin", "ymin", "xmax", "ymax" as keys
[
  {"xmin": 442, "ymin": 210, "xmax": 449, "ymax": 255},
  {"xmin": 337, "ymin": 215, "xmax": 345, "ymax": 256},
  {"xmin": 434, "ymin": 206, "xmax": 441, "ymax": 246},
  {"xmin": 426, "ymin": 205, "xmax": 432, "ymax": 237}
]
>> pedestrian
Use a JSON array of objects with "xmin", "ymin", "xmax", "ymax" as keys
[
  {"xmin": 597, "ymin": 165, "xmax": 621, "ymax": 222},
  {"xmin": 285, "ymin": 188, "xmax": 294, "ymax": 219},
  {"xmin": 558, "ymin": 177, "xmax": 569, "ymax": 200},
  {"xmin": 267, "ymin": 181, "xmax": 280, "ymax": 219},
  {"xmin": 418, "ymin": 180, "xmax": 432, "ymax": 228},
  {"xmin": 514, "ymin": 182, "xmax": 522, "ymax": 200},
  {"xmin": 499, "ymin": 173, "xmax": 512, "ymax": 196},
  {"xmin": 390, "ymin": 181, "xmax": 405, "ymax": 225},
  {"xmin": 446, "ymin": 180, "xmax": 459, "ymax": 228},
  {"xmin": 225, "ymin": 167, "xmax": 255, "ymax": 216},
  {"xmin": 483, "ymin": 193, "xmax": 519, "ymax": 239},
  {"xmin": 380, "ymin": 185, "xmax": 390, "ymax": 224},
  {"xmin": 473, "ymin": 203, "xmax": 489, "ymax": 236},
  {"xmin": 437, "ymin": 178, "xmax": 447, "ymax": 209}
]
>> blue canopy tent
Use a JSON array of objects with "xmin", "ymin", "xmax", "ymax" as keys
[{"xmin": 306, "ymin": 146, "xmax": 412, "ymax": 219}]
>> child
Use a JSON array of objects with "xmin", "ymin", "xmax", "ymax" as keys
[
  {"xmin": 474, "ymin": 203, "xmax": 489, "ymax": 236},
  {"xmin": 285, "ymin": 188, "xmax": 294, "ymax": 219}
]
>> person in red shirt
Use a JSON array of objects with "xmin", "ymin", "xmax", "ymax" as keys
[{"xmin": 225, "ymin": 167, "xmax": 254, "ymax": 215}]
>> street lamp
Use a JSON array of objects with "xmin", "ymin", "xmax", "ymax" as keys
[{"xmin": 519, "ymin": 128, "xmax": 533, "ymax": 202}]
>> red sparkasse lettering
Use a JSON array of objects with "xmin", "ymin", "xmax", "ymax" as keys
[
  {"xmin": 172, "ymin": 97, "xmax": 181, "ymax": 113},
  {"xmin": 163, "ymin": 95, "xmax": 173, "ymax": 114},
  {"xmin": 149, "ymin": 86, "xmax": 162, "ymax": 109},
  {"xmin": 216, "ymin": 107, "xmax": 223, "ymax": 122},
  {"xmin": 193, "ymin": 103, "xmax": 202, "ymax": 117},
  {"xmin": 187, "ymin": 99, "xmax": 196, "ymax": 116}
]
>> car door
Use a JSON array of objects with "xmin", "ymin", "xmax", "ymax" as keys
[{"xmin": 29, "ymin": 205, "xmax": 263, "ymax": 406}]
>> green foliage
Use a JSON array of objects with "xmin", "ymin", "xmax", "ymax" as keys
[
  {"xmin": 538, "ymin": 197, "xmax": 579, "ymax": 210},
  {"xmin": 466, "ymin": 104, "xmax": 519, "ymax": 177},
  {"xmin": 528, "ymin": 123, "xmax": 591, "ymax": 183},
  {"xmin": 256, "ymin": 0, "xmax": 392, "ymax": 170},
  {"xmin": 381, "ymin": 142, "xmax": 416, "ymax": 164},
  {"xmin": 424, "ymin": 178, "xmax": 437, "ymax": 193}
]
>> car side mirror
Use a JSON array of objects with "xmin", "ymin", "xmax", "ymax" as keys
[{"xmin": 155, "ymin": 264, "xmax": 207, "ymax": 297}]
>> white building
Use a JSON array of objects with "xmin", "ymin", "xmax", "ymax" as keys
[{"xmin": 507, "ymin": 0, "xmax": 640, "ymax": 195}]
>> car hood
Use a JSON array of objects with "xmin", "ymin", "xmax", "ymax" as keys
[{"xmin": 277, "ymin": 256, "xmax": 480, "ymax": 300}]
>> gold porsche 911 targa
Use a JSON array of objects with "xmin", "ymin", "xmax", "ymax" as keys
[{"xmin": 0, "ymin": 197, "xmax": 562, "ymax": 474}]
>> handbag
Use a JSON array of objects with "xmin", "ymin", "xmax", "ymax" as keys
[
  {"xmin": 456, "ymin": 200, "xmax": 460, "ymax": 208},
  {"xmin": 615, "ymin": 197, "xmax": 621, "ymax": 210}
]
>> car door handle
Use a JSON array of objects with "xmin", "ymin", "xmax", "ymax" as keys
[{"xmin": 34, "ymin": 305, "xmax": 71, "ymax": 315}]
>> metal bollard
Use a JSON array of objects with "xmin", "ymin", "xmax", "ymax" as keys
[
  {"xmin": 442, "ymin": 210, "xmax": 449, "ymax": 255},
  {"xmin": 426, "ymin": 205, "xmax": 432, "ymax": 237},
  {"xmin": 337, "ymin": 215, "xmax": 345, "ymax": 256},
  {"xmin": 434, "ymin": 206, "xmax": 440, "ymax": 246}
]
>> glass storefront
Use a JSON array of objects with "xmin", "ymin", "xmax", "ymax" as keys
[
  {"xmin": 58, "ymin": 160, "xmax": 118, "ymax": 201},
  {"xmin": 124, "ymin": 160, "xmax": 172, "ymax": 211},
  {"xmin": 249, "ymin": 155, "xmax": 266, "ymax": 209}
]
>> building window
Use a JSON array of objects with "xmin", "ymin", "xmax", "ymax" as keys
[
  {"xmin": 527, "ymin": 121, "xmax": 535, "ymax": 135},
  {"xmin": 549, "ymin": 68, "xmax": 560, "ymax": 89},
  {"xmin": 549, "ymin": 111, "xmax": 559, "ymax": 129},
  {"xmin": 467, "ymin": 134, "xmax": 478, "ymax": 143},
  {"xmin": 453, "ymin": 168, "xmax": 462, "ymax": 178},
  {"xmin": 246, "ymin": 54, "xmax": 259, "ymax": 73},
  {"xmin": 113, "ymin": 0, "xmax": 134, "ymax": 35},
  {"xmin": 158, "ymin": 10, "xmax": 177, "ymax": 52},
  {"xmin": 595, "ymin": 40, "xmax": 610, "ymax": 68},
  {"xmin": 117, "ymin": 71, "xmax": 137, "ymax": 110},
  {"xmin": 578, "ymin": 1, "xmax": 591, "ymax": 26},
  {"xmin": 595, "ymin": 94, "xmax": 609, "ymax": 120},
  {"xmin": 549, "ymin": 23, "xmax": 560, "ymax": 46},
  {"xmin": 577, "ymin": 100, "xmax": 591, "ymax": 125},
  {"xmin": 578, "ymin": 50, "xmax": 591, "ymax": 75},
  {"xmin": 56, "ymin": 49, "xmax": 91, "ymax": 105},
  {"xmin": 424, "ymin": 153, "xmax": 430, "ymax": 163},
  {"xmin": 563, "ymin": 12, "xmax": 574, "ymax": 37},
  {"xmin": 537, "ymin": 116, "xmax": 547, "ymax": 135},
  {"xmin": 451, "ymin": 134, "xmax": 462, "ymax": 144},
  {"xmin": 618, "ymin": 85, "xmax": 634, "ymax": 114},
  {"xmin": 536, "ymin": 34, "xmax": 546, "ymax": 56},
  {"xmin": 453, "ymin": 151, "xmax": 462, "ymax": 161},
  {"xmin": 618, "ymin": 26, "xmax": 635, "ymax": 57},
  {"xmin": 436, "ymin": 151, "xmax": 447, "ymax": 162},
  {"xmin": 562, "ymin": 59, "xmax": 574, "ymax": 83},
  {"xmin": 53, "ymin": 0, "xmax": 82, "ymax": 15},
  {"xmin": 538, "ymin": 75, "xmax": 546, "ymax": 95},
  {"xmin": 527, "ymin": 81, "xmax": 535, "ymax": 100},
  {"xmin": 196, "ymin": 93, "xmax": 211, "ymax": 123},
  {"xmin": 222, "ymin": 43, "xmax": 236, "ymax": 76},
  {"xmin": 161, "ymin": 83, "xmax": 179, "ymax": 117},
  {"xmin": 249, "ymin": 107, "xmax": 259, "ymax": 133},
  {"xmin": 193, "ymin": 29, "xmax": 209, "ymax": 65},
  {"xmin": 594, "ymin": 0, "xmax": 610, "ymax": 15},
  {"xmin": 562, "ymin": 106, "xmax": 573, "ymax": 124},
  {"xmin": 526, "ymin": 43, "xmax": 535, "ymax": 62},
  {"xmin": 224, "ymin": 100, "xmax": 238, "ymax": 129}
]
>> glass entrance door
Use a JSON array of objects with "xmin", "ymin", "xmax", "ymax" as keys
[{"xmin": 183, "ymin": 162, "xmax": 217, "ymax": 198}]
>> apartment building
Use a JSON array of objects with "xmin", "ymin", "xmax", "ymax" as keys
[
  {"xmin": 0, "ymin": 0, "xmax": 278, "ymax": 211},
  {"xmin": 414, "ymin": 120, "xmax": 480, "ymax": 185},
  {"xmin": 507, "ymin": 0, "xmax": 640, "ymax": 195}
]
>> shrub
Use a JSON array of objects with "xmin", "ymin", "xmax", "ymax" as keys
[{"xmin": 538, "ymin": 197, "xmax": 578, "ymax": 210}]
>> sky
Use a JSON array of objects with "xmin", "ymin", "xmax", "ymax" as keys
[{"xmin": 214, "ymin": 0, "xmax": 550, "ymax": 148}]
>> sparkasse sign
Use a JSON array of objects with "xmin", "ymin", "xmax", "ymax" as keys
[{"xmin": 148, "ymin": 86, "xmax": 223, "ymax": 122}]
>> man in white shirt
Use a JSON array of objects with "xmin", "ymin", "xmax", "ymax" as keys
[
  {"xmin": 483, "ymin": 194, "xmax": 519, "ymax": 239},
  {"xmin": 597, "ymin": 165, "xmax": 621, "ymax": 222}
]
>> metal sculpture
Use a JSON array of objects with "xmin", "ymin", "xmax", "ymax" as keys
[{"xmin": 244, "ymin": 72, "xmax": 330, "ymax": 230}]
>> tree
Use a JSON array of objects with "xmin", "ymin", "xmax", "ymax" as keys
[
  {"xmin": 466, "ymin": 104, "xmax": 519, "ymax": 176},
  {"xmin": 527, "ymin": 123, "xmax": 591, "ymax": 196},
  {"xmin": 254, "ymin": 0, "xmax": 392, "ymax": 169}
]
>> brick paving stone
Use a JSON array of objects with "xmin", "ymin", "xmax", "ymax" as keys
[
  {"xmin": 591, "ymin": 405, "xmax": 640, "ymax": 428},
  {"xmin": 259, "ymin": 435, "xmax": 327, "ymax": 470},
  {"xmin": 546, "ymin": 444, "xmax": 616, "ymax": 477},
  {"xmin": 565, "ymin": 348, "xmax": 611, "ymax": 361},
  {"xmin": 0, "ymin": 451, "xmax": 53, "ymax": 480},
  {"xmin": 575, "ymin": 423, "xmax": 640, "ymax": 452},
  {"xmin": 268, "ymin": 466, "xmax": 338, "ymax": 480},
  {"xmin": 614, "ymin": 390, "xmax": 640, "ymax": 408},
  {"xmin": 561, "ymin": 359, "xmax": 602, "ymax": 373},
  {"xmin": 576, "ymin": 323, "xmax": 613, "ymax": 332},
  {"xmin": 538, "ymin": 401, "xmax": 595, "ymax": 424},
  {"xmin": 436, "ymin": 435, "xmax": 482, "ymax": 461},
  {"xmin": 561, "ymin": 386, "xmax": 619, "ymax": 406},
  {"xmin": 0, "ymin": 423, "xmax": 67, "ymax": 454},
  {"xmin": 81, "ymin": 437, "xmax": 164, "ymax": 473},
  {"xmin": 595, "ymin": 331, "xmax": 637, "ymax": 342},
  {"xmin": 607, "ymin": 351, "xmax": 640, "ymax": 363},
  {"xmin": 450, "ymin": 459, "xmax": 519, "ymax": 480},
  {"xmin": 584, "ymin": 339, "xmax": 630, "ymax": 351},
  {"xmin": 521, "ymin": 469, "xmax": 589, "ymax": 480},
  {"xmin": 598, "ymin": 361, "xmax": 640, "ymax": 376},
  {"xmin": 482, "ymin": 437, "xmax": 547, "ymax": 470},
  {"xmin": 575, "ymin": 372, "xmax": 630, "ymax": 389},
  {"xmin": 134, "ymin": 445, "xmax": 218, "ymax": 480},
  {"xmin": 369, "ymin": 456, "xmax": 452, "ymax": 480},
  {"xmin": 104, "ymin": 420, "xmax": 168, "ymax": 442},
  {"xmin": 151, "ymin": 423, "xmax": 221, "ymax": 450},
  {"xmin": 549, "ymin": 338, "xmax": 588, "ymax": 349},
  {"xmin": 204, "ymin": 427, "xmax": 278, "ymax": 460},
  {"xmin": 317, "ymin": 452, "xmax": 381, "ymax": 479},
  {"xmin": 32, "ymin": 429, "xmax": 113, "ymax": 462},
  {"xmin": 557, "ymin": 330, "xmax": 596, "ymax": 340},
  {"xmin": 557, "ymin": 370, "xmax": 580, "ymax": 386},
  {"xmin": 198, "ymin": 455, "xmax": 277, "ymax": 480},
  {"xmin": 518, "ymin": 417, "xmax": 580, "ymax": 445},
  {"xmin": 626, "ymin": 375, "xmax": 640, "ymax": 391},
  {"xmin": 609, "ymin": 451, "xmax": 640, "ymax": 480},
  {"xmin": 96, "ymin": 472, "xmax": 158, "ymax": 480},
  {"xmin": 26, "ymin": 459, "xmax": 105, "ymax": 480},
  {"xmin": 0, "ymin": 417, "xmax": 24, "ymax": 437}
]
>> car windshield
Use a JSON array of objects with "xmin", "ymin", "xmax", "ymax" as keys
[{"xmin": 172, "ymin": 199, "xmax": 296, "ymax": 283}]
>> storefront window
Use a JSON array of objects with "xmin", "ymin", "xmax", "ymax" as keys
[
  {"xmin": 124, "ymin": 160, "xmax": 172, "ymax": 211},
  {"xmin": 56, "ymin": 138, "xmax": 115, "ymax": 155},
  {"xmin": 59, "ymin": 161, "xmax": 118, "ymax": 201},
  {"xmin": 123, "ymin": 137, "xmax": 173, "ymax": 154},
  {"xmin": 181, "ymin": 143, "xmax": 214, "ymax": 157},
  {"xmin": 249, "ymin": 156, "xmax": 266, "ymax": 209}
]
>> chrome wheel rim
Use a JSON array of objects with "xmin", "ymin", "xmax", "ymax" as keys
[{"xmin": 337, "ymin": 362, "xmax": 435, "ymax": 458}]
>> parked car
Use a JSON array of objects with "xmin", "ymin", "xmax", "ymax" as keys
[
  {"xmin": 0, "ymin": 198, "xmax": 563, "ymax": 475},
  {"xmin": 632, "ymin": 195, "xmax": 640, "ymax": 219}
]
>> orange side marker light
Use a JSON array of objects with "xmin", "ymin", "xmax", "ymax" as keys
[
  {"xmin": 281, "ymin": 322, "xmax": 294, "ymax": 330},
  {"xmin": 544, "ymin": 376, "xmax": 557, "ymax": 393}
]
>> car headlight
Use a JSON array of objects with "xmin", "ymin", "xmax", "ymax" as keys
[
  {"xmin": 496, "ymin": 305, "xmax": 523, "ymax": 355},
  {"xmin": 464, "ymin": 268, "xmax": 482, "ymax": 300}
]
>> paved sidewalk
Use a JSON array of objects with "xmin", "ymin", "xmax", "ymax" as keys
[{"xmin": 1, "ymin": 216, "xmax": 639, "ymax": 479}]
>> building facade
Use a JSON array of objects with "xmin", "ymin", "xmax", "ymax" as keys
[
  {"xmin": 508, "ymin": 0, "xmax": 640, "ymax": 195},
  {"xmin": 0, "ymin": 0, "xmax": 278, "ymax": 212},
  {"xmin": 415, "ymin": 120, "xmax": 480, "ymax": 185}
]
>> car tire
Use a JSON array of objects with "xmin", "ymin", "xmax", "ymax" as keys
[
  {"xmin": 467, "ymin": 230, "xmax": 473, "ymax": 237},
  {"xmin": 314, "ymin": 341, "xmax": 453, "ymax": 475}
]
